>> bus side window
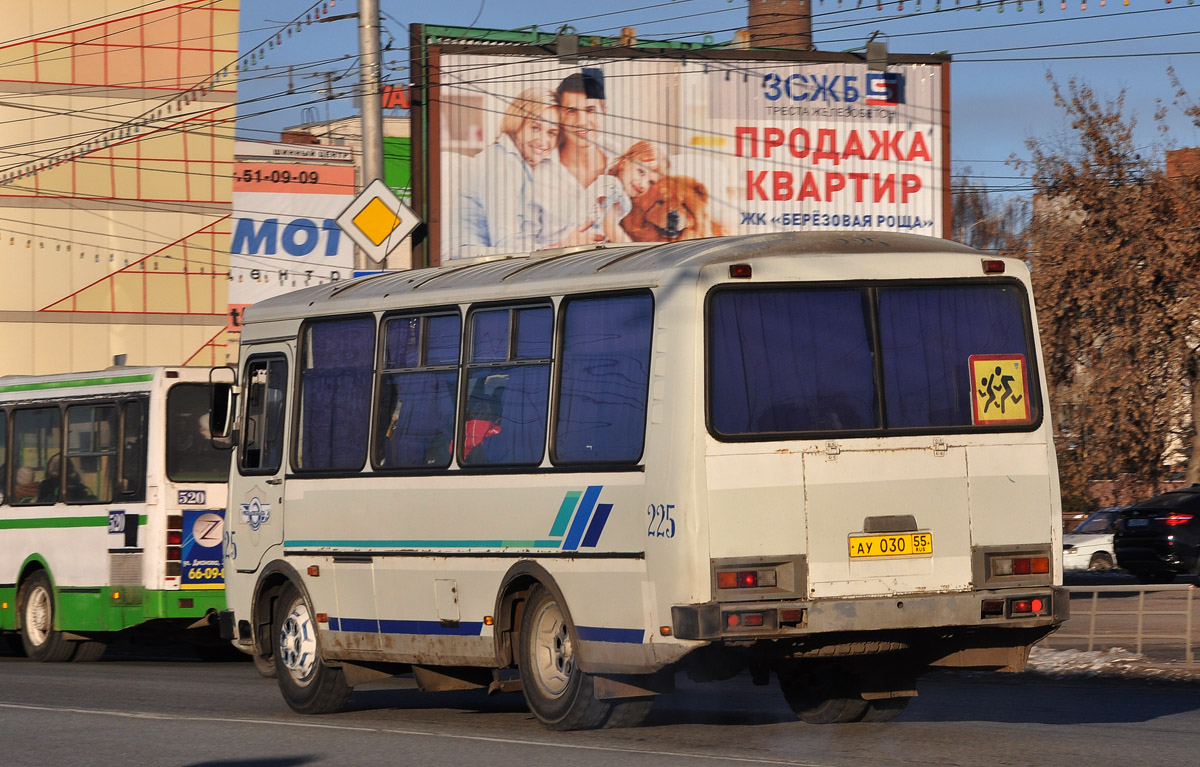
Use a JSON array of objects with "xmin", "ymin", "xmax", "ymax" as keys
[
  {"xmin": 11, "ymin": 407, "xmax": 62, "ymax": 506},
  {"xmin": 296, "ymin": 317, "xmax": 374, "ymax": 472},
  {"xmin": 375, "ymin": 313, "xmax": 461, "ymax": 470},
  {"xmin": 463, "ymin": 305, "xmax": 552, "ymax": 466},
  {"xmin": 119, "ymin": 400, "xmax": 146, "ymax": 498},
  {"xmin": 65, "ymin": 403, "xmax": 117, "ymax": 504},
  {"xmin": 0, "ymin": 409, "xmax": 6, "ymax": 505},
  {"xmin": 554, "ymin": 293, "xmax": 654, "ymax": 464},
  {"xmin": 241, "ymin": 357, "xmax": 288, "ymax": 474}
]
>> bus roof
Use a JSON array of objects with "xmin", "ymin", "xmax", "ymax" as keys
[
  {"xmin": 243, "ymin": 232, "xmax": 983, "ymax": 325},
  {"xmin": 0, "ymin": 366, "xmax": 196, "ymax": 396}
]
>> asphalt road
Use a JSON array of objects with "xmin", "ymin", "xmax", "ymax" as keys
[{"xmin": 1, "ymin": 644, "xmax": 1198, "ymax": 767}]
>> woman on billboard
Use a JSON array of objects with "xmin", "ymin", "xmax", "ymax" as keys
[{"xmin": 448, "ymin": 88, "xmax": 560, "ymax": 257}]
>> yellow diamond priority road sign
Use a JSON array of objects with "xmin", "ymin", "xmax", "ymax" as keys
[{"xmin": 336, "ymin": 179, "xmax": 421, "ymax": 263}]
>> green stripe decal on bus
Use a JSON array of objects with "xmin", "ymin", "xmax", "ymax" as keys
[
  {"xmin": 548, "ymin": 491, "xmax": 581, "ymax": 537},
  {"xmin": 0, "ymin": 514, "xmax": 147, "ymax": 530},
  {"xmin": 0, "ymin": 373, "xmax": 154, "ymax": 393}
]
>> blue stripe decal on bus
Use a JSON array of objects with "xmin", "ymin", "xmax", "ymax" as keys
[
  {"xmin": 577, "ymin": 626, "xmax": 645, "ymax": 644},
  {"xmin": 579, "ymin": 503, "xmax": 613, "ymax": 549},
  {"xmin": 378, "ymin": 620, "xmax": 484, "ymax": 636},
  {"xmin": 326, "ymin": 617, "xmax": 484, "ymax": 637},
  {"xmin": 562, "ymin": 485, "xmax": 602, "ymax": 551},
  {"xmin": 338, "ymin": 617, "xmax": 380, "ymax": 633}
]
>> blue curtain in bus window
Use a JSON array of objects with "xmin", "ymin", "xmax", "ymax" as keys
[
  {"xmin": 378, "ymin": 371, "xmax": 457, "ymax": 467},
  {"xmin": 710, "ymin": 290, "xmax": 877, "ymax": 435},
  {"xmin": 472, "ymin": 310, "xmax": 509, "ymax": 362},
  {"xmin": 377, "ymin": 314, "xmax": 460, "ymax": 468},
  {"xmin": 301, "ymin": 317, "xmax": 374, "ymax": 470},
  {"xmin": 479, "ymin": 365, "xmax": 550, "ymax": 465},
  {"xmin": 426, "ymin": 315, "xmax": 461, "ymax": 365},
  {"xmin": 515, "ymin": 307, "xmax": 553, "ymax": 359},
  {"xmin": 879, "ymin": 285, "xmax": 1029, "ymax": 428},
  {"xmin": 384, "ymin": 316, "xmax": 421, "ymax": 368},
  {"xmin": 555, "ymin": 295, "xmax": 653, "ymax": 463}
]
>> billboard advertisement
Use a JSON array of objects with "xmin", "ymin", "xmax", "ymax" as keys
[
  {"xmin": 419, "ymin": 42, "xmax": 948, "ymax": 264},
  {"xmin": 229, "ymin": 159, "xmax": 356, "ymax": 326}
]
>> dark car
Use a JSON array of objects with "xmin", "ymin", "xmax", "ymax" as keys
[{"xmin": 1113, "ymin": 487, "xmax": 1200, "ymax": 583}]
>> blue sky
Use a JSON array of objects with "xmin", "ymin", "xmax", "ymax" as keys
[{"xmin": 236, "ymin": 1, "xmax": 1200, "ymax": 196}]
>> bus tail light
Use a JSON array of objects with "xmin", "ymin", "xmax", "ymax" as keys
[
  {"xmin": 1009, "ymin": 597, "xmax": 1048, "ymax": 616},
  {"xmin": 726, "ymin": 611, "xmax": 765, "ymax": 628},
  {"xmin": 991, "ymin": 556, "xmax": 1049, "ymax": 576},
  {"xmin": 166, "ymin": 514, "xmax": 183, "ymax": 577},
  {"xmin": 716, "ymin": 568, "xmax": 778, "ymax": 590}
]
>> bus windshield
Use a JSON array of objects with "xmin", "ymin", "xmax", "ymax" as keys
[
  {"xmin": 166, "ymin": 383, "xmax": 230, "ymax": 482},
  {"xmin": 709, "ymin": 283, "xmax": 1037, "ymax": 437}
]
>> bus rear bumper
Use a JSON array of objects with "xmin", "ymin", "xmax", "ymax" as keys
[{"xmin": 671, "ymin": 586, "xmax": 1068, "ymax": 642}]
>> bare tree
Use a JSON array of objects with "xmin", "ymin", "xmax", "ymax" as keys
[
  {"xmin": 951, "ymin": 170, "xmax": 1028, "ymax": 253},
  {"xmin": 1015, "ymin": 75, "xmax": 1200, "ymax": 507}
]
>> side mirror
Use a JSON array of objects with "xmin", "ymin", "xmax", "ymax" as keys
[{"xmin": 209, "ymin": 366, "xmax": 238, "ymax": 447}]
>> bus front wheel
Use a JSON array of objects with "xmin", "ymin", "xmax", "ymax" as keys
[
  {"xmin": 18, "ymin": 571, "xmax": 77, "ymax": 662},
  {"xmin": 518, "ymin": 585, "xmax": 614, "ymax": 730},
  {"xmin": 273, "ymin": 582, "xmax": 350, "ymax": 714}
]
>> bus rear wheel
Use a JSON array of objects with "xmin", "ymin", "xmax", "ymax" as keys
[
  {"xmin": 860, "ymin": 697, "xmax": 910, "ymax": 722},
  {"xmin": 273, "ymin": 582, "xmax": 350, "ymax": 714},
  {"xmin": 778, "ymin": 664, "xmax": 869, "ymax": 724},
  {"xmin": 518, "ymin": 585, "xmax": 615, "ymax": 730},
  {"xmin": 18, "ymin": 571, "xmax": 77, "ymax": 662}
]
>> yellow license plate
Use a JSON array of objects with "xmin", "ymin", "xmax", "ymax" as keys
[{"xmin": 848, "ymin": 532, "xmax": 933, "ymax": 559}]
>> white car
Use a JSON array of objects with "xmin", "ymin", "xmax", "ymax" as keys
[{"xmin": 1062, "ymin": 507, "xmax": 1125, "ymax": 571}]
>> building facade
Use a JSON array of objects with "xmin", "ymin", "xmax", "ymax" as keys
[{"xmin": 0, "ymin": 0, "xmax": 239, "ymax": 374}]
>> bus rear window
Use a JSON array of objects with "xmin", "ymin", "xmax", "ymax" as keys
[
  {"xmin": 167, "ymin": 384, "xmax": 229, "ymax": 482},
  {"xmin": 709, "ymin": 283, "xmax": 1037, "ymax": 438}
]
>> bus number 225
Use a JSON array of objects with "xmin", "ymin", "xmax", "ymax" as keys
[{"xmin": 647, "ymin": 504, "xmax": 676, "ymax": 539}]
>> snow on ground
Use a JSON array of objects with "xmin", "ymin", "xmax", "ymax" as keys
[{"xmin": 1027, "ymin": 646, "xmax": 1199, "ymax": 681}]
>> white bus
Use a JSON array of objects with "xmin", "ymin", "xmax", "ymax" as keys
[
  {"xmin": 1, "ymin": 367, "xmax": 230, "ymax": 661},
  {"xmin": 218, "ymin": 232, "xmax": 1066, "ymax": 729}
]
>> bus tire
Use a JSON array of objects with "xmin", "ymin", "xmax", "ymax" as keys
[
  {"xmin": 18, "ymin": 572, "xmax": 77, "ymax": 662},
  {"xmin": 273, "ymin": 582, "xmax": 350, "ymax": 714},
  {"xmin": 518, "ymin": 584, "xmax": 612, "ymax": 730},
  {"xmin": 604, "ymin": 698, "xmax": 655, "ymax": 729},
  {"xmin": 70, "ymin": 640, "xmax": 107, "ymax": 662},
  {"xmin": 859, "ymin": 697, "xmax": 910, "ymax": 722},
  {"xmin": 253, "ymin": 650, "xmax": 277, "ymax": 678},
  {"xmin": 778, "ymin": 665, "xmax": 869, "ymax": 724}
]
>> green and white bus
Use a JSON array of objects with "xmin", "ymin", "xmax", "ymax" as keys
[
  {"xmin": 218, "ymin": 232, "xmax": 1067, "ymax": 728},
  {"xmin": 0, "ymin": 367, "xmax": 229, "ymax": 661}
]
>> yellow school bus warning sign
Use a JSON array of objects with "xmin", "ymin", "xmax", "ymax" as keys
[{"xmin": 969, "ymin": 354, "xmax": 1030, "ymax": 425}]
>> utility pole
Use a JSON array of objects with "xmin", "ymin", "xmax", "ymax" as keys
[{"xmin": 357, "ymin": 0, "xmax": 384, "ymax": 271}]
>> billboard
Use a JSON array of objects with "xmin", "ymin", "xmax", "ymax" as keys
[
  {"xmin": 412, "ymin": 29, "xmax": 949, "ymax": 265},
  {"xmin": 229, "ymin": 159, "xmax": 357, "ymax": 328}
]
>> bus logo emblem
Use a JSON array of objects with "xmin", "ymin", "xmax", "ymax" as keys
[
  {"xmin": 548, "ymin": 486, "xmax": 613, "ymax": 552},
  {"xmin": 241, "ymin": 497, "xmax": 271, "ymax": 531}
]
